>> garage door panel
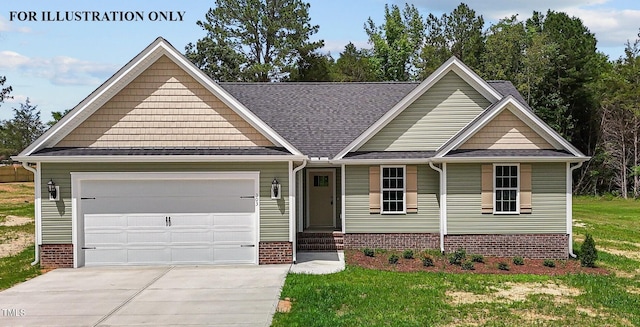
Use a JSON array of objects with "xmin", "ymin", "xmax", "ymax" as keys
[{"xmin": 81, "ymin": 175, "xmax": 258, "ymax": 266}]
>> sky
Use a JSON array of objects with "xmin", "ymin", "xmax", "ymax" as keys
[{"xmin": 1, "ymin": 0, "xmax": 639, "ymax": 122}]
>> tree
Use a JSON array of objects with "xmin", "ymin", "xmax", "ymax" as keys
[
  {"xmin": 0, "ymin": 98, "xmax": 45, "ymax": 158},
  {"xmin": 287, "ymin": 50, "xmax": 335, "ymax": 82},
  {"xmin": 418, "ymin": 3, "xmax": 484, "ymax": 77},
  {"xmin": 48, "ymin": 109, "xmax": 72, "ymax": 127},
  {"xmin": 365, "ymin": 3, "xmax": 424, "ymax": 81},
  {"xmin": 334, "ymin": 43, "xmax": 379, "ymax": 82},
  {"xmin": 0, "ymin": 76, "xmax": 12, "ymax": 106},
  {"xmin": 186, "ymin": 0, "xmax": 323, "ymax": 82}
]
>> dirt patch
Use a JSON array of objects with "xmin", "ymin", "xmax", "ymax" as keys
[
  {"xmin": 627, "ymin": 286, "xmax": 640, "ymax": 295},
  {"xmin": 0, "ymin": 231, "xmax": 33, "ymax": 257},
  {"xmin": 576, "ymin": 306, "xmax": 599, "ymax": 317},
  {"xmin": 0, "ymin": 215, "xmax": 33, "ymax": 226},
  {"xmin": 276, "ymin": 298, "xmax": 292, "ymax": 313},
  {"xmin": 573, "ymin": 220, "xmax": 587, "ymax": 228},
  {"xmin": 516, "ymin": 309, "xmax": 560, "ymax": 322},
  {"xmin": 346, "ymin": 250, "xmax": 611, "ymax": 276},
  {"xmin": 446, "ymin": 282, "xmax": 581, "ymax": 305}
]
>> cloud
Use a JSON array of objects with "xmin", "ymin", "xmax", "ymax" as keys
[
  {"xmin": 565, "ymin": 8, "xmax": 640, "ymax": 48},
  {"xmin": 0, "ymin": 15, "xmax": 32, "ymax": 33},
  {"xmin": 0, "ymin": 51, "xmax": 117, "ymax": 86}
]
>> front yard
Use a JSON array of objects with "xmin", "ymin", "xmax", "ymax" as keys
[{"xmin": 273, "ymin": 197, "xmax": 640, "ymax": 326}]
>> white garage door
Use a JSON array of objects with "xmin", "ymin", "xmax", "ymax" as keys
[{"xmin": 78, "ymin": 174, "xmax": 258, "ymax": 266}]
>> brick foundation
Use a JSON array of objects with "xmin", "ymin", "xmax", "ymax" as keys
[
  {"xmin": 259, "ymin": 241, "xmax": 293, "ymax": 264},
  {"xmin": 343, "ymin": 233, "xmax": 440, "ymax": 251},
  {"xmin": 343, "ymin": 233, "xmax": 569, "ymax": 259},
  {"xmin": 40, "ymin": 244, "xmax": 74, "ymax": 268},
  {"xmin": 444, "ymin": 234, "xmax": 569, "ymax": 259}
]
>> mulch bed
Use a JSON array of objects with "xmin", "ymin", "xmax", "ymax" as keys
[{"xmin": 346, "ymin": 250, "xmax": 611, "ymax": 276}]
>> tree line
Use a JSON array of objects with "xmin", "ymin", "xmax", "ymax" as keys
[{"xmin": 2, "ymin": 1, "xmax": 639, "ymax": 198}]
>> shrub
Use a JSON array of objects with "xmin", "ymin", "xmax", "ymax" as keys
[
  {"xmin": 422, "ymin": 256, "xmax": 434, "ymax": 267},
  {"xmin": 375, "ymin": 248, "xmax": 387, "ymax": 255},
  {"xmin": 580, "ymin": 234, "xmax": 598, "ymax": 268},
  {"xmin": 512, "ymin": 256, "xmax": 524, "ymax": 266},
  {"xmin": 461, "ymin": 260, "xmax": 475, "ymax": 270},
  {"xmin": 498, "ymin": 262, "xmax": 510, "ymax": 271},
  {"xmin": 449, "ymin": 248, "xmax": 466, "ymax": 265},
  {"xmin": 363, "ymin": 248, "xmax": 374, "ymax": 257},
  {"xmin": 543, "ymin": 259, "xmax": 556, "ymax": 268},
  {"xmin": 388, "ymin": 254, "xmax": 399, "ymax": 264},
  {"xmin": 471, "ymin": 254, "xmax": 484, "ymax": 263},
  {"xmin": 402, "ymin": 249, "xmax": 414, "ymax": 259}
]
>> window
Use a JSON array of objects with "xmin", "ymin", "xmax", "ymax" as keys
[
  {"xmin": 313, "ymin": 175, "xmax": 329, "ymax": 187},
  {"xmin": 494, "ymin": 164, "xmax": 519, "ymax": 213},
  {"xmin": 381, "ymin": 166, "xmax": 405, "ymax": 213}
]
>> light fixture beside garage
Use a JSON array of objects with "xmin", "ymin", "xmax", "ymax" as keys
[
  {"xmin": 47, "ymin": 179, "xmax": 60, "ymax": 201},
  {"xmin": 271, "ymin": 178, "xmax": 281, "ymax": 200}
]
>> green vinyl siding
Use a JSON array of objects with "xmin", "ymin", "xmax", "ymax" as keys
[
  {"xmin": 446, "ymin": 163, "xmax": 566, "ymax": 234},
  {"xmin": 344, "ymin": 165, "xmax": 440, "ymax": 233},
  {"xmin": 40, "ymin": 162, "xmax": 289, "ymax": 244},
  {"xmin": 360, "ymin": 71, "xmax": 491, "ymax": 151}
]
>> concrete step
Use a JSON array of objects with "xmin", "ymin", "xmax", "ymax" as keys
[
  {"xmin": 297, "ymin": 244, "xmax": 344, "ymax": 251},
  {"xmin": 297, "ymin": 237, "xmax": 344, "ymax": 244}
]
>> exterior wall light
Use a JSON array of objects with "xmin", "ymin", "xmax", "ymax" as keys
[
  {"xmin": 47, "ymin": 179, "xmax": 60, "ymax": 201},
  {"xmin": 271, "ymin": 178, "xmax": 281, "ymax": 199}
]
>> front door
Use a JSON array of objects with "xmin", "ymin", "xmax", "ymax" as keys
[{"xmin": 307, "ymin": 170, "xmax": 335, "ymax": 229}]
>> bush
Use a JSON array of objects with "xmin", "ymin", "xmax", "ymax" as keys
[
  {"xmin": 580, "ymin": 234, "xmax": 598, "ymax": 268},
  {"xmin": 402, "ymin": 249, "xmax": 414, "ymax": 259},
  {"xmin": 461, "ymin": 260, "xmax": 475, "ymax": 270},
  {"xmin": 471, "ymin": 254, "xmax": 484, "ymax": 263},
  {"xmin": 449, "ymin": 248, "xmax": 466, "ymax": 265},
  {"xmin": 363, "ymin": 248, "xmax": 374, "ymax": 257},
  {"xmin": 388, "ymin": 254, "xmax": 399, "ymax": 264},
  {"xmin": 543, "ymin": 259, "xmax": 556, "ymax": 267},
  {"xmin": 422, "ymin": 256, "xmax": 434, "ymax": 267},
  {"xmin": 498, "ymin": 262, "xmax": 510, "ymax": 271},
  {"xmin": 512, "ymin": 256, "xmax": 524, "ymax": 266}
]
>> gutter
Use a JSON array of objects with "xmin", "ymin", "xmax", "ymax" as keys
[
  {"xmin": 428, "ymin": 162, "xmax": 446, "ymax": 253},
  {"xmin": 568, "ymin": 161, "xmax": 584, "ymax": 258},
  {"xmin": 290, "ymin": 159, "xmax": 307, "ymax": 264},
  {"xmin": 21, "ymin": 163, "xmax": 40, "ymax": 266}
]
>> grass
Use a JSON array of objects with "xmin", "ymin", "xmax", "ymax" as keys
[
  {"xmin": 0, "ymin": 182, "xmax": 39, "ymax": 290},
  {"xmin": 273, "ymin": 197, "xmax": 640, "ymax": 326}
]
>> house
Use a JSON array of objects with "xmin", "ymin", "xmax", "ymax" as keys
[{"xmin": 13, "ymin": 38, "xmax": 589, "ymax": 268}]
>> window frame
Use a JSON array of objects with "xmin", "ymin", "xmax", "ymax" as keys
[
  {"xmin": 380, "ymin": 165, "xmax": 406, "ymax": 214},
  {"xmin": 492, "ymin": 163, "xmax": 520, "ymax": 215}
]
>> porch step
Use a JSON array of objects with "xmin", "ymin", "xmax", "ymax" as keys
[{"xmin": 297, "ymin": 232, "xmax": 344, "ymax": 251}]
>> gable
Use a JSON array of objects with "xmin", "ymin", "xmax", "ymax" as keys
[
  {"xmin": 55, "ymin": 55, "xmax": 274, "ymax": 148},
  {"xmin": 359, "ymin": 71, "xmax": 491, "ymax": 152},
  {"xmin": 458, "ymin": 106, "xmax": 554, "ymax": 150}
]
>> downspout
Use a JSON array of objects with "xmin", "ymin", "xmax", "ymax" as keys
[
  {"xmin": 290, "ymin": 159, "xmax": 307, "ymax": 264},
  {"xmin": 568, "ymin": 161, "xmax": 584, "ymax": 258},
  {"xmin": 429, "ymin": 162, "xmax": 446, "ymax": 253},
  {"xmin": 22, "ymin": 163, "xmax": 40, "ymax": 266}
]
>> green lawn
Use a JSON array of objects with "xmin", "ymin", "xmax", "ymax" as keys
[{"xmin": 273, "ymin": 197, "xmax": 640, "ymax": 326}]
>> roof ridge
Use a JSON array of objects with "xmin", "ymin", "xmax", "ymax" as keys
[{"xmin": 218, "ymin": 81, "xmax": 420, "ymax": 85}]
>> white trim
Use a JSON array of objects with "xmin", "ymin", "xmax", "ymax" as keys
[
  {"xmin": 22, "ymin": 164, "xmax": 40, "ymax": 265},
  {"xmin": 305, "ymin": 169, "xmax": 337, "ymax": 229},
  {"xmin": 436, "ymin": 96, "xmax": 586, "ymax": 158},
  {"xmin": 442, "ymin": 163, "xmax": 447, "ymax": 235},
  {"xmin": 291, "ymin": 160, "xmax": 307, "ymax": 263},
  {"xmin": 18, "ymin": 38, "xmax": 302, "ymax": 157},
  {"xmin": 568, "ymin": 161, "xmax": 583, "ymax": 258},
  {"xmin": 380, "ymin": 165, "xmax": 407, "ymax": 214},
  {"xmin": 13, "ymin": 155, "xmax": 305, "ymax": 163},
  {"xmin": 341, "ymin": 164, "xmax": 346, "ymax": 234},
  {"xmin": 70, "ymin": 171, "xmax": 261, "ymax": 268},
  {"xmin": 333, "ymin": 57, "xmax": 501, "ymax": 160},
  {"xmin": 492, "ymin": 163, "xmax": 520, "ymax": 215},
  {"xmin": 428, "ymin": 162, "xmax": 445, "ymax": 252},
  {"xmin": 430, "ymin": 157, "xmax": 589, "ymax": 163}
]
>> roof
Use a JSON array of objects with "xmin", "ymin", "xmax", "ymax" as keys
[
  {"xmin": 31, "ymin": 147, "xmax": 291, "ymax": 156},
  {"xmin": 220, "ymin": 82, "xmax": 418, "ymax": 158},
  {"xmin": 220, "ymin": 80, "xmax": 526, "ymax": 158},
  {"xmin": 445, "ymin": 149, "xmax": 574, "ymax": 157},
  {"xmin": 343, "ymin": 151, "xmax": 436, "ymax": 159}
]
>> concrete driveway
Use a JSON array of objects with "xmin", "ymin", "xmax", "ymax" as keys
[{"xmin": 0, "ymin": 265, "xmax": 290, "ymax": 327}]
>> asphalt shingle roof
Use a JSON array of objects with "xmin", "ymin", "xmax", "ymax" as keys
[
  {"xmin": 343, "ymin": 151, "xmax": 437, "ymax": 159},
  {"xmin": 220, "ymin": 81, "xmax": 529, "ymax": 158},
  {"xmin": 32, "ymin": 147, "xmax": 291, "ymax": 156},
  {"xmin": 446, "ymin": 149, "xmax": 573, "ymax": 157}
]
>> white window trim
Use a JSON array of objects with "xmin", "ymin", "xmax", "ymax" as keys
[
  {"xmin": 493, "ymin": 163, "xmax": 520, "ymax": 215},
  {"xmin": 380, "ymin": 165, "xmax": 406, "ymax": 214}
]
